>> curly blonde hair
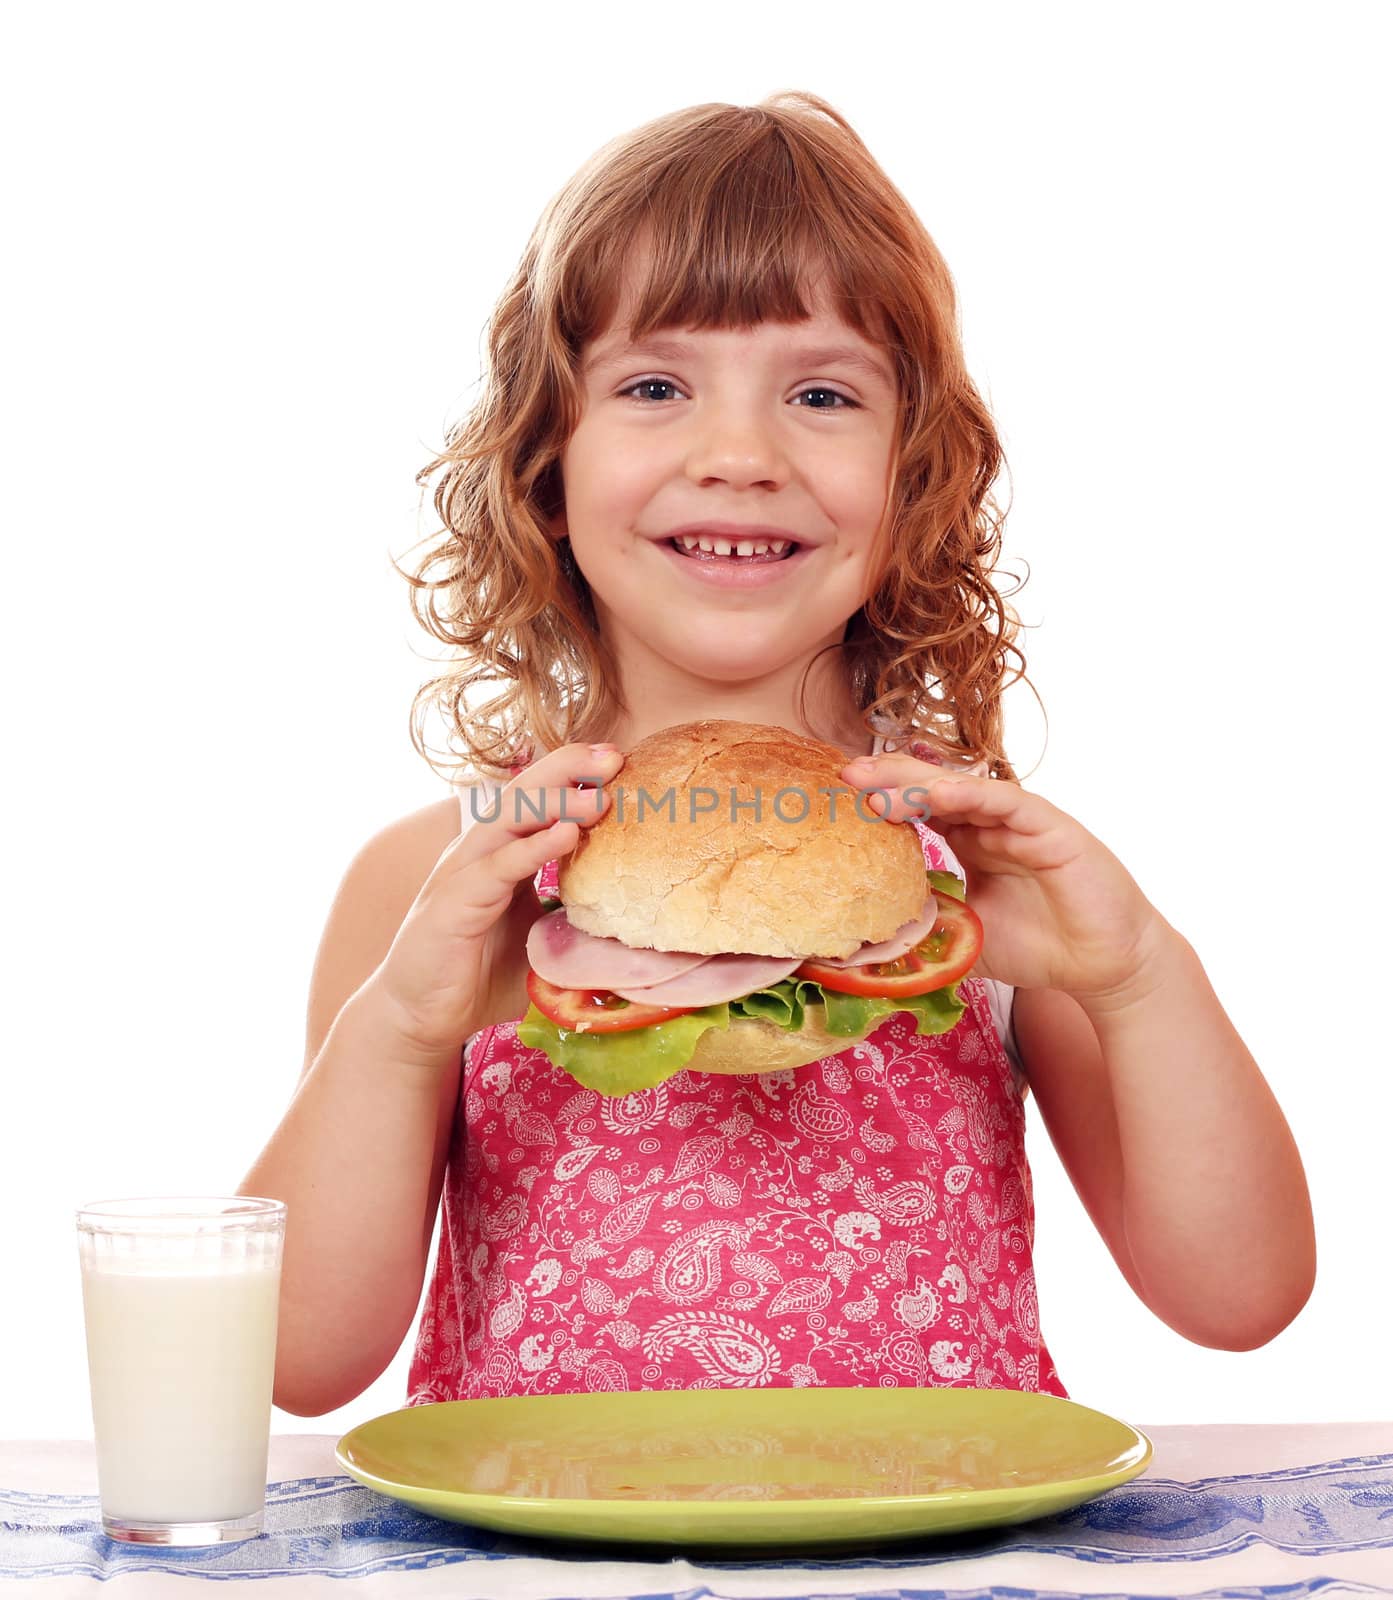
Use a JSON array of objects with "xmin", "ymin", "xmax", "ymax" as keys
[{"xmin": 399, "ymin": 91, "xmax": 1037, "ymax": 784}]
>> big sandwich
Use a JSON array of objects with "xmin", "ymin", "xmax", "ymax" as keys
[{"xmin": 518, "ymin": 719, "xmax": 983, "ymax": 1096}]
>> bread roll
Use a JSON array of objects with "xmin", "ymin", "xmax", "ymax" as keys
[
  {"xmin": 559, "ymin": 719, "xmax": 926, "ymax": 962},
  {"xmin": 682, "ymin": 1004, "xmax": 872, "ymax": 1076}
]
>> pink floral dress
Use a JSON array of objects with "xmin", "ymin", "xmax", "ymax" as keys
[{"xmin": 406, "ymin": 776, "xmax": 1068, "ymax": 1400}]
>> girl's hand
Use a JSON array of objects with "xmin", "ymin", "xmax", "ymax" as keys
[
  {"xmin": 369, "ymin": 743, "xmax": 624, "ymax": 1062},
  {"xmin": 840, "ymin": 754, "xmax": 1171, "ymax": 1005}
]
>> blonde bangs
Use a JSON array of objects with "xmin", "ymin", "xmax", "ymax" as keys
[{"xmin": 551, "ymin": 124, "xmax": 897, "ymax": 358}]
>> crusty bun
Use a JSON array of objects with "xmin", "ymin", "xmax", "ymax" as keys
[{"xmin": 559, "ymin": 718, "xmax": 926, "ymax": 961}]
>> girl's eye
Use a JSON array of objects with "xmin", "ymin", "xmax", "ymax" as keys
[
  {"xmin": 792, "ymin": 387, "xmax": 859, "ymax": 411},
  {"xmin": 618, "ymin": 379, "xmax": 859, "ymax": 411},
  {"xmin": 621, "ymin": 378, "xmax": 683, "ymax": 403}
]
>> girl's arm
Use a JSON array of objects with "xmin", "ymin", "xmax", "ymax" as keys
[
  {"xmin": 239, "ymin": 742, "xmax": 619, "ymax": 1415},
  {"xmin": 839, "ymin": 753, "xmax": 1317, "ymax": 1350},
  {"xmin": 1013, "ymin": 961, "xmax": 1316, "ymax": 1349},
  {"xmin": 238, "ymin": 800, "xmax": 464, "ymax": 1416}
]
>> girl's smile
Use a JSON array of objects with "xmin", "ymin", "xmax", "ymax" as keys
[{"xmin": 651, "ymin": 525, "xmax": 818, "ymax": 588}]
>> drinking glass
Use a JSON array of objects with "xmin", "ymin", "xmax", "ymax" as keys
[{"xmin": 76, "ymin": 1196, "xmax": 285, "ymax": 1544}]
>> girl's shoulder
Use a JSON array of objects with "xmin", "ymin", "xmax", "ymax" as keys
[{"xmin": 304, "ymin": 794, "xmax": 462, "ymax": 1071}]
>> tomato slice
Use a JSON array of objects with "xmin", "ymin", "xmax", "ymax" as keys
[
  {"xmin": 525, "ymin": 969, "xmax": 699, "ymax": 1034},
  {"xmin": 794, "ymin": 894, "xmax": 984, "ymax": 997}
]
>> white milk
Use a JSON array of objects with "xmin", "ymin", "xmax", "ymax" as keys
[{"xmin": 80, "ymin": 1258, "xmax": 281, "ymax": 1523}]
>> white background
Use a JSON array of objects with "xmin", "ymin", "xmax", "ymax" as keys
[{"xmin": 3, "ymin": 1, "xmax": 1389, "ymax": 1441}]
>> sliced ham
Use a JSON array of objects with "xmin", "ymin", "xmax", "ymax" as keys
[
  {"xmin": 526, "ymin": 908, "xmax": 710, "ymax": 991},
  {"xmin": 528, "ymin": 893, "xmax": 940, "ymax": 1010},
  {"xmin": 813, "ymin": 894, "xmax": 941, "ymax": 969},
  {"xmin": 612, "ymin": 952, "xmax": 803, "ymax": 1007},
  {"xmin": 527, "ymin": 906, "xmax": 802, "ymax": 1008}
]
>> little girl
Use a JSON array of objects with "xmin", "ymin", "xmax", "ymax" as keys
[{"xmin": 242, "ymin": 92, "xmax": 1315, "ymax": 1412}]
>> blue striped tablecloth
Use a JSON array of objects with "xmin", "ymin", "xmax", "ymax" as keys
[{"xmin": 3, "ymin": 1423, "xmax": 1391, "ymax": 1597}]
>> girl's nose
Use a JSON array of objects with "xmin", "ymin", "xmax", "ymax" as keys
[{"xmin": 684, "ymin": 407, "xmax": 790, "ymax": 490}]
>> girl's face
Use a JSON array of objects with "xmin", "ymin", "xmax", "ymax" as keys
[{"xmin": 552, "ymin": 274, "xmax": 900, "ymax": 725}]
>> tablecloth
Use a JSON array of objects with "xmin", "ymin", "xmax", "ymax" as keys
[{"xmin": 3, "ymin": 1423, "xmax": 1392, "ymax": 1597}]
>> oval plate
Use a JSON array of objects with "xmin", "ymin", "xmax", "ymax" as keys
[{"xmin": 336, "ymin": 1387, "xmax": 1151, "ymax": 1550}]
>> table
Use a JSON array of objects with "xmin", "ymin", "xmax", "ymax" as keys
[{"xmin": 3, "ymin": 1424, "xmax": 1392, "ymax": 1597}]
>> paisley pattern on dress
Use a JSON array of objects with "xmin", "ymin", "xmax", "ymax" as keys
[{"xmin": 406, "ymin": 816, "xmax": 1067, "ymax": 1402}]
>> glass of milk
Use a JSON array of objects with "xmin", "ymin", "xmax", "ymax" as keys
[{"xmin": 76, "ymin": 1196, "xmax": 285, "ymax": 1545}]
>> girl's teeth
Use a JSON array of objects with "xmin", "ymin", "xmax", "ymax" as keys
[{"xmin": 676, "ymin": 534, "xmax": 792, "ymax": 557}]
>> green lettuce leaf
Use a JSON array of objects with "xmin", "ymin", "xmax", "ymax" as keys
[
  {"xmin": 517, "ymin": 973, "xmax": 969, "ymax": 1096},
  {"xmin": 517, "ymin": 1003, "xmax": 732, "ymax": 1096}
]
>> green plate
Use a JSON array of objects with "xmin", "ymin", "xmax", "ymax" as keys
[{"xmin": 336, "ymin": 1387, "xmax": 1151, "ymax": 1551}]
